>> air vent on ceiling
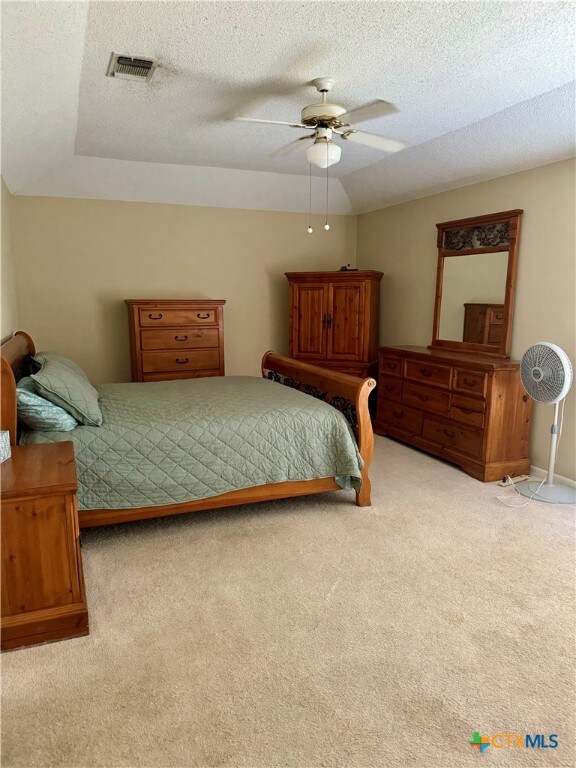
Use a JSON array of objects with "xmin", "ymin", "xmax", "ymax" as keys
[{"xmin": 106, "ymin": 53, "xmax": 158, "ymax": 82}]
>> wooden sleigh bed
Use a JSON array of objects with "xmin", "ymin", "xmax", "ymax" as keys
[{"xmin": 1, "ymin": 331, "xmax": 376, "ymax": 528}]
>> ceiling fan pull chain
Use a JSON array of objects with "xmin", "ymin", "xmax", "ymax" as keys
[
  {"xmin": 307, "ymin": 163, "xmax": 313, "ymax": 234},
  {"xmin": 324, "ymin": 146, "xmax": 330, "ymax": 231}
]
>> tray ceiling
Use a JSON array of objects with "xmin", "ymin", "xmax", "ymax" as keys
[{"xmin": 2, "ymin": 1, "xmax": 575, "ymax": 213}]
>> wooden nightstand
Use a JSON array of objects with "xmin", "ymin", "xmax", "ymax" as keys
[{"xmin": 1, "ymin": 442, "xmax": 89, "ymax": 651}]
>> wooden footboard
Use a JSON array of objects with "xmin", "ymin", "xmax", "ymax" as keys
[
  {"xmin": 0, "ymin": 333, "xmax": 376, "ymax": 526},
  {"xmin": 261, "ymin": 352, "xmax": 376, "ymax": 506}
]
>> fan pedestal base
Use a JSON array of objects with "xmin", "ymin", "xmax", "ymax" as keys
[{"xmin": 516, "ymin": 480, "xmax": 576, "ymax": 505}]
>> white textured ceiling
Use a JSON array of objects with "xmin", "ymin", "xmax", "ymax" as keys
[{"xmin": 2, "ymin": 1, "xmax": 575, "ymax": 213}]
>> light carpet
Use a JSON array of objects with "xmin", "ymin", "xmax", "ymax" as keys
[{"xmin": 2, "ymin": 437, "xmax": 574, "ymax": 768}]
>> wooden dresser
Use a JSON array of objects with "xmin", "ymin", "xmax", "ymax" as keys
[
  {"xmin": 285, "ymin": 270, "xmax": 382, "ymax": 378},
  {"xmin": 126, "ymin": 299, "xmax": 225, "ymax": 382},
  {"xmin": 463, "ymin": 303, "xmax": 505, "ymax": 346},
  {"xmin": 1, "ymin": 442, "xmax": 88, "ymax": 651},
  {"xmin": 374, "ymin": 346, "xmax": 532, "ymax": 482}
]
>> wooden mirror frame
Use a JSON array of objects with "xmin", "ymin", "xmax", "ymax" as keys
[{"xmin": 430, "ymin": 209, "xmax": 523, "ymax": 358}]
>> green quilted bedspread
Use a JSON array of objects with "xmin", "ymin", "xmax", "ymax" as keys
[{"xmin": 21, "ymin": 376, "xmax": 363, "ymax": 510}]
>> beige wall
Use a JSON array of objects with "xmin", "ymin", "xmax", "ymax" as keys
[
  {"xmin": 357, "ymin": 158, "xmax": 576, "ymax": 479},
  {"xmin": 10, "ymin": 197, "xmax": 356, "ymax": 382},
  {"xmin": 1, "ymin": 177, "xmax": 18, "ymax": 342}
]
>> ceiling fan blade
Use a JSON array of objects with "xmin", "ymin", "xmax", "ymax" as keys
[
  {"xmin": 270, "ymin": 135, "xmax": 315, "ymax": 158},
  {"xmin": 234, "ymin": 117, "xmax": 306, "ymax": 128},
  {"xmin": 339, "ymin": 100, "xmax": 398, "ymax": 125},
  {"xmin": 345, "ymin": 131, "xmax": 406, "ymax": 153}
]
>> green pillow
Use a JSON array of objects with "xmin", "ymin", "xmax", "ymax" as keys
[
  {"xmin": 31, "ymin": 352, "xmax": 102, "ymax": 427},
  {"xmin": 17, "ymin": 377, "xmax": 79, "ymax": 432},
  {"xmin": 31, "ymin": 351, "xmax": 91, "ymax": 382}
]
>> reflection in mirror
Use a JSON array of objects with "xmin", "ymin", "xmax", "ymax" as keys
[{"xmin": 438, "ymin": 251, "xmax": 508, "ymax": 342}]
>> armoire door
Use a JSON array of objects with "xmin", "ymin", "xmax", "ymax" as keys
[
  {"xmin": 463, "ymin": 305, "xmax": 488, "ymax": 344},
  {"xmin": 290, "ymin": 283, "xmax": 328, "ymax": 359},
  {"xmin": 326, "ymin": 282, "xmax": 366, "ymax": 362}
]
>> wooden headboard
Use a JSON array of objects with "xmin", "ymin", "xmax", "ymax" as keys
[{"xmin": 1, "ymin": 331, "xmax": 36, "ymax": 445}]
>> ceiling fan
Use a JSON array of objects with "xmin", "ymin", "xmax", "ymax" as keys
[{"xmin": 234, "ymin": 77, "xmax": 407, "ymax": 168}]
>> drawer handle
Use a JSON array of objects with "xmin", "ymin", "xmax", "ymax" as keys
[
  {"xmin": 460, "ymin": 407, "xmax": 475, "ymax": 415},
  {"xmin": 174, "ymin": 335, "xmax": 189, "ymax": 342},
  {"xmin": 393, "ymin": 409, "xmax": 403, "ymax": 419},
  {"xmin": 463, "ymin": 377, "xmax": 477, "ymax": 387},
  {"xmin": 196, "ymin": 313, "xmax": 211, "ymax": 319},
  {"xmin": 495, "ymin": 313, "xmax": 503, "ymax": 320},
  {"xmin": 175, "ymin": 357, "xmax": 190, "ymax": 364},
  {"xmin": 443, "ymin": 429, "xmax": 455, "ymax": 438},
  {"xmin": 417, "ymin": 393, "xmax": 429, "ymax": 402},
  {"xmin": 385, "ymin": 384, "xmax": 395, "ymax": 392},
  {"xmin": 420, "ymin": 368, "xmax": 433, "ymax": 378},
  {"xmin": 148, "ymin": 313, "xmax": 163, "ymax": 320},
  {"xmin": 387, "ymin": 362, "xmax": 398, "ymax": 370}
]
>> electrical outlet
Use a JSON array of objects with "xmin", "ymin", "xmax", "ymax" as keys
[{"xmin": 497, "ymin": 474, "xmax": 530, "ymax": 487}]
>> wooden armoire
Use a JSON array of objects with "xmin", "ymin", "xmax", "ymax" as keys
[{"xmin": 285, "ymin": 270, "xmax": 382, "ymax": 378}]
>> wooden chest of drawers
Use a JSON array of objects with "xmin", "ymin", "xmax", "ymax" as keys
[
  {"xmin": 126, "ymin": 300, "xmax": 225, "ymax": 382},
  {"xmin": 374, "ymin": 345, "xmax": 532, "ymax": 482}
]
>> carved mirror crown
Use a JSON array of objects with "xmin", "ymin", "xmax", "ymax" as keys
[{"xmin": 431, "ymin": 209, "xmax": 523, "ymax": 358}]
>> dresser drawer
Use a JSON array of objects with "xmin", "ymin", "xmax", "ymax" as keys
[
  {"xmin": 379, "ymin": 354, "xmax": 402, "ymax": 378},
  {"xmin": 142, "ymin": 350, "xmax": 220, "ymax": 374},
  {"xmin": 405, "ymin": 359, "xmax": 452, "ymax": 389},
  {"xmin": 423, "ymin": 417, "xmax": 483, "ymax": 458},
  {"xmin": 402, "ymin": 382, "xmax": 449, "ymax": 416},
  {"xmin": 453, "ymin": 369, "xmax": 488, "ymax": 397},
  {"xmin": 139, "ymin": 308, "xmax": 218, "ymax": 327},
  {"xmin": 141, "ymin": 328, "xmax": 219, "ymax": 351},
  {"xmin": 379, "ymin": 401, "xmax": 423, "ymax": 435},
  {"xmin": 378, "ymin": 375, "xmax": 402, "ymax": 403},
  {"xmin": 450, "ymin": 395, "xmax": 485, "ymax": 428},
  {"xmin": 489, "ymin": 307, "xmax": 505, "ymax": 324}
]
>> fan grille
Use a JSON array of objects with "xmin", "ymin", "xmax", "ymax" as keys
[{"xmin": 520, "ymin": 343, "xmax": 573, "ymax": 403}]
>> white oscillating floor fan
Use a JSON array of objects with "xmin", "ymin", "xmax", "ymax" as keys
[{"xmin": 516, "ymin": 342, "xmax": 576, "ymax": 504}]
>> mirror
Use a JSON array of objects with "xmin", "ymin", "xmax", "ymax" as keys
[
  {"xmin": 431, "ymin": 210, "xmax": 523, "ymax": 357},
  {"xmin": 438, "ymin": 251, "xmax": 508, "ymax": 342}
]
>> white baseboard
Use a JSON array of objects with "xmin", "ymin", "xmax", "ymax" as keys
[{"xmin": 530, "ymin": 465, "xmax": 576, "ymax": 488}]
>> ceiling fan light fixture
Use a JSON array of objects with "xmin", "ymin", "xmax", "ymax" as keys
[{"xmin": 306, "ymin": 140, "xmax": 341, "ymax": 169}]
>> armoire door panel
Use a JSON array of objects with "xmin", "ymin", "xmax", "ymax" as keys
[
  {"xmin": 327, "ymin": 283, "xmax": 365, "ymax": 361},
  {"xmin": 292, "ymin": 284, "xmax": 327, "ymax": 358}
]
